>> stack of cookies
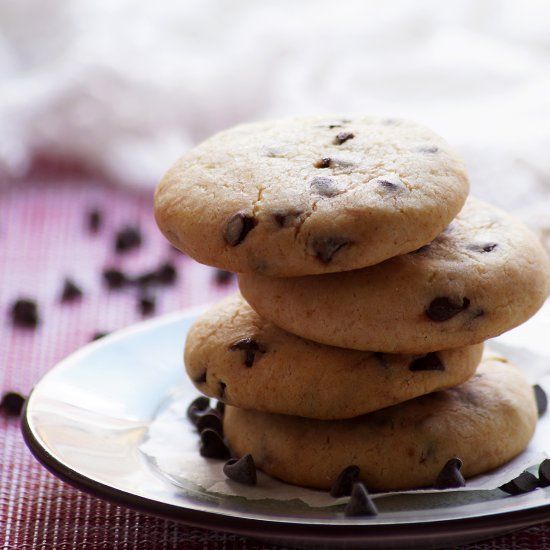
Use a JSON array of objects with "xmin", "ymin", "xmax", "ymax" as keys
[{"xmin": 154, "ymin": 116, "xmax": 550, "ymax": 493}]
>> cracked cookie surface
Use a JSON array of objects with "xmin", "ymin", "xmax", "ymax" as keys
[
  {"xmin": 223, "ymin": 354, "xmax": 538, "ymax": 491},
  {"xmin": 239, "ymin": 197, "xmax": 550, "ymax": 353},
  {"xmin": 154, "ymin": 115, "xmax": 469, "ymax": 276},
  {"xmin": 184, "ymin": 294, "xmax": 483, "ymax": 419}
]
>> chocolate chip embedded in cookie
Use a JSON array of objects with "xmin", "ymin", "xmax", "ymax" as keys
[
  {"xmin": 154, "ymin": 115, "xmax": 469, "ymax": 276},
  {"xmin": 223, "ymin": 356, "xmax": 538, "ymax": 492},
  {"xmin": 184, "ymin": 294, "xmax": 483, "ymax": 419},
  {"xmin": 239, "ymin": 197, "xmax": 550, "ymax": 353}
]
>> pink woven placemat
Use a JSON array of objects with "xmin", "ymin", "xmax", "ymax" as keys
[{"xmin": 1, "ymin": 167, "xmax": 550, "ymax": 550}]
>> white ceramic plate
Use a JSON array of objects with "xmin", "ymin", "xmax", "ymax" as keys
[{"xmin": 22, "ymin": 304, "xmax": 550, "ymax": 549}]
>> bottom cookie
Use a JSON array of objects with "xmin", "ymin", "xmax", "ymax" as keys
[{"xmin": 223, "ymin": 354, "xmax": 538, "ymax": 492}]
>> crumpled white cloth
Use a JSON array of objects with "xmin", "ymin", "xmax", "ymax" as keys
[{"xmin": 1, "ymin": 0, "xmax": 550, "ymax": 238}]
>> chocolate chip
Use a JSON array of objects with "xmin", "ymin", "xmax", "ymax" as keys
[
  {"xmin": 409, "ymin": 353, "xmax": 445, "ymax": 372},
  {"xmin": 426, "ymin": 297, "xmax": 470, "ymax": 322},
  {"xmin": 314, "ymin": 158, "xmax": 332, "ymax": 169},
  {"xmin": 115, "ymin": 225, "xmax": 142, "ymax": 253},
  {"xmin": 310, "ymin": 176, "xmax": 342, "ymax": 198},
  {"xmin": 60, "ymin": 278, "xmax": 83, "ymax": 302},
  {"xmin": 87, "ymin": 208, "xmax": 103, "ymax": 233},
  {"xmin": 534, "ymin": 385, "xmax": 547, "ymax": 417},
  {"xmin": 91, "ymin": 331, "xmax": 109, "ymax": 341},
  {"xmin": 197, "ymin": 411, "xmax": 223, "ymax": 436},
  {"xmin": 219, "ymin": 381, "xmax": 227, "ymax": 399},
  {"xmin": 310, "ymin": 236, "xmax": 350, "ymax": 263},
  {"xmin": 333, "ymin": 132, "xmax": 354, "ymax": 145},
  {"xmin": 200, "ymin": 428, "xmax": 230, "ymax": 459},
  {"xmin": 467, "ymin": 243, "xmax": 498, "ymax": 253},
  {"xmin": 418, "ymin": 145, "xmax": 439, "ymax": 153},
  {"xmin": 223, "ymin": 454, "xmax": 257, "ymax": 485},
  {"xmin": 434, "ymin": 458, "xmax": 466, "ymax": 489},
  {"xmin": 0, "ymin": 391, "xmax": 26, "ymax": 416},
  {"xmin": 223, "ymin": 212, "xmax": 256, "ymax": 246},
  {"xmin": 330, "ymin": 465, "xmax": 360, "ymax": 498},
  {"xmin": 10, "ymin": 299, "xmax": 39, "ymax": 328},
  {"xmin": 377, "ymin": 179, "xmax": 400, "ymax": 191},
  {"xmin": 230, "ymin": 338, "xmax": 266, "ymax": 367},
  {"xmin": 102, "ymin": 268, "xmax": 128, "ymax": 289},
  {"xmin": 194, "ymin": 370, "xmax": 207, "ymax": 384},
  {"xmin": 273, "ymin": 209, "xmax": 304, "ymax": 228},
  {"xmin": 138, "ymin": 292, "xmax": 156, "ymax": 316},
  {"xmin": 344, "ymin": 482, "xmax": 378, "ymax": 517},
  {"xmin": 538, "ymin": 459, "xmax": 550, "ymax": 487},
  {"xmin": 214, "ymin": 269, "xmax": 234, "ymax": 285},
  {"xmin": 187, "ymin": 396, "xmax": 210, "ymax": 425},
  {"xmin": 499, "ymin": 471, "xmax": 539, "ymax": 495}
]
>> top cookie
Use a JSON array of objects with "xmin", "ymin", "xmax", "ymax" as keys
[
  {"xmin": 154, "ymin": 116, "xmax": 469, "ymax": 276},
  {"xmin": 239, "ymin": 197, "xmax": 550, "ymax": 353}
]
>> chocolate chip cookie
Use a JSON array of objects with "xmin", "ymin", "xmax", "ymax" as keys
[
  {"xmin": 185, "ymin": 294, "xmax": 483, "ymax": 419},
  {"xmin": 154, "ymin": 116, "xmax": 469, "ymax": 276},
  {"xmin": 239, "ymin": 197, "xmax": 550, "ymax": 353},
  {"xmin": 223, "ymin": 354, "xmax": 538, "ymax": 491}
]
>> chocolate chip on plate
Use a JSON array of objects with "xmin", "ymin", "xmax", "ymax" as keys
[
  {"xmin": 187, "ymin": 396, "xmax": 210, "ymax": 425},
  {"xmin": 199, "ymin": 428, "xmax": 230, "ymax": 459},
  {"xmin": 115, "ymin": 225, "xmax": 142, "ymax": 253},
  {"xmin": 10, "ymin": 299, "xmax": 39, "ymax": 328},
  {"xmin": 344, "ymin": 482, "xmax": 378, "ymax": 517},
  {"xmin": 223, "ymin": 454, "xmax": 257, "ymax": 486},
  {"xmin": 538, "ymin": 459, "xmax": 550, "ymax": 487},
  {"xmin": 230, "ymin": 338, "xmax": 266, "ymax": 367},
  {"xmin": 434, "ymin": 457, "xmax": 466, "ymax": 489},
  {"xmin": 426, "ymin": 297, "xmax": 470, "ymax": 322},
  {"xmin": 533, "ymin": 384, "xmax": 547, "ymax": 417},
  {"xmin": 409, "ymin": 353, "xmax": 445, "ymax": 372},
  {"xmin": 223, "ymin": 212, "xmax": 256, "ymax": 246},
  {"xmin": 60, "ymin": 278, "xmax": 83, "ymax": 302},
  {"xmin": 197, "ymin": 411, "xmax": 223, "ymax": 436},
  {"xmin": 499, "ymin": 471, "xmax": 540, "ymax": 495},
  {"xmin": 330, "ymin": 465, "xmax": 360, "ymax": 498},
  {"xmin": 0, "ymin": 391, "xmax": 26, "ymax": 416}
]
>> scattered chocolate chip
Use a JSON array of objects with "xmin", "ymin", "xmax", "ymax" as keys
[
  {"xmin": 194, "ymin": 370, "xmax": 207, "ymax": 384},
  {"xmin": 534, "ymin": 385, "xmax": 547, "ymax": 417},
  {"xmin": 310, "ymin": 176, "xmax": 343, "ymax": 198},
  {"xmin": 310, "ymin": 236, "xmax": 350, "ymax": 263},
  {"xmin": 91, "ymin": 331, "xmax": 109, "ymax": 341},
  {"xmin": 538, "ymin": 459, "xmax": 550, "ymax": 487},
  {"xmin": 216, "ymin": 401, "xmax": 225, "ymax": 415},
  {"xmin": 418, "ymin": 145, "xmax": 439, "ymax": 153},
  {"xmin": 214, "ymin": 269, "xmax": 234, "ymax": 285},
  {"xmin": 102, "ymin": 268, "xmax": 128, "ymax": 289},
  {"xmin": 499, "ymin": 471, "xmax": 539, "ymax": 495},
  {"xmin": 314, "ymin": 158, "xmax": 332, "ymax": 169},
  {"xmin": 10, "ymin": 299, "xmax": 39, "ymax": 328},
  {"xmin": 409, "ymin": 353, "xmax": 445, "ymax": 372},
  {"xmin": 219, "ymin": 381, "xmax": 227, "ymax": 399},
  {"xmin": 223, "ymin": 212, "xmax": 256, "ymax": 246},
  {"xmin": 344, "ymin": 482, "xmax": 378, "ymax": 517},
  {"xmin": 426, "ymin": 297, "xmax": 470, "ymax": 322},
  {"xmin": 187, "ymin": 396, "xmax": 210, "ymax": 425},
  {"xmin": 0, "ymin": 391, "xmax": 26, "ymax": 416},
  {"xmin": 60, "ymin": 278, "xmax": 83, "ymax": 302},
  {"xmin": 223, "ymin": 454, "xmax": 257, "ymax": 486},
  {"xmin": 199, "ymin": 428, "xmax": 230, "ymax": 459},
  {"xmin": 230, "ymin": 338, "xmax": 266, "ymax": 367},
  {"xmin": 467, "ymin": 243, "xmax": 498, "ymax": 253},
  {"xmin": 115, "ymin": 225, "xmax": 142, "ymax": 253},
  {"xmin": 197, "ymin": 411, "xmax": 223, "ymax": 436},
  {"xmin": 330, "ymin": 465, "xmax": 361, "ymax": 498},
  {"xmin": 87, "ymin": 208, "xmax": 103, "ymax": 233},
  {"xmin": 138, "ymin": 292, "xmax": 156, "ymax": 316},
  {"xmin": 434, "ymin": 458, "xmax": 466, "ymax": 489},
  {"xmin": 333, "ymin": 132, "xmax": 354, "ymax": 145},
  {"xmin": 272, "ymin": 209, "xmax": 304, "ymax": 228}
]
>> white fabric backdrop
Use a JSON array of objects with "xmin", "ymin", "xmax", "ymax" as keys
[{"xmin": 1, "ymin": 0, "xmax": 549, "ymax": 242}]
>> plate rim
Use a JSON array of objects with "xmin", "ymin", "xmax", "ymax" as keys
[{"xmin": 20, "ymin": 308, "xmax": 550, "ymax": 546}]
